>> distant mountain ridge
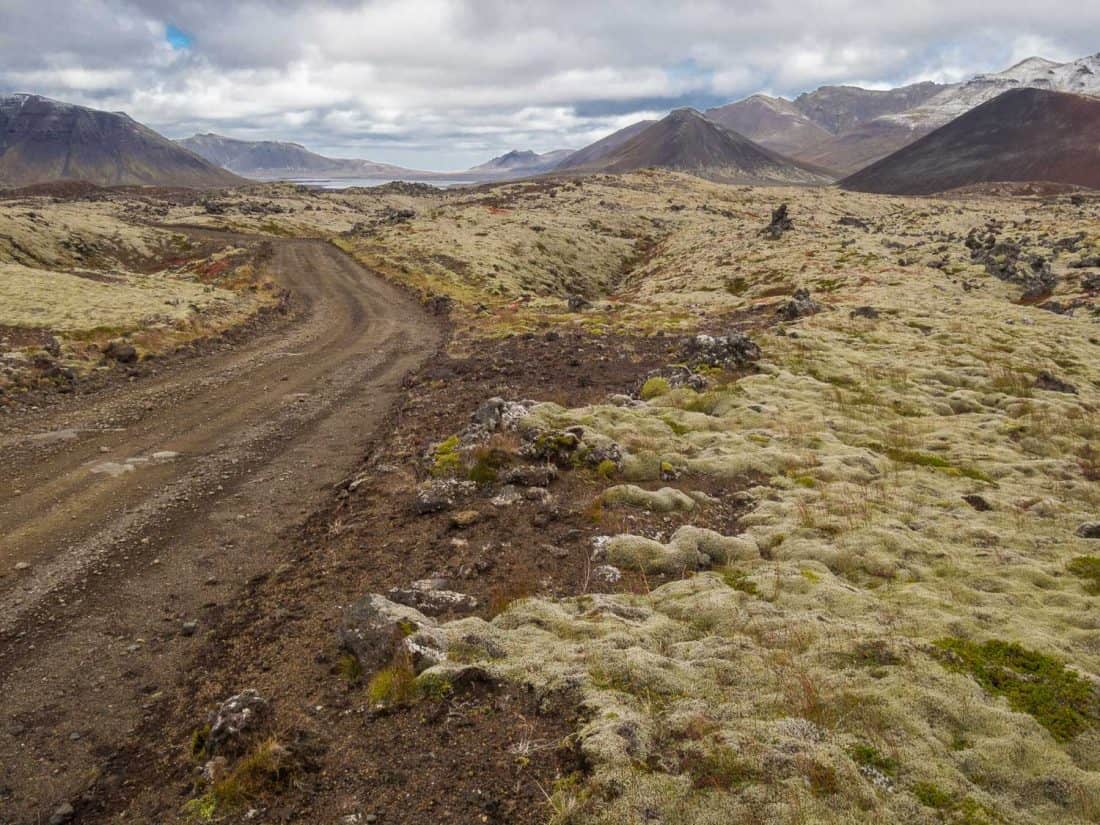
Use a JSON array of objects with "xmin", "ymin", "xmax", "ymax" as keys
[
  {"xmin": 840, "ymin": 88, "xmax": 1100, "ymax": 195},
  {"xmin": 0, "ymin": 94, "xmax": 241, "ymax": 188},
  {"xmin": 178, "ymin": 133, "xmax": 440, "ymax": 180},
  {"xmin": 556, "ymin": 108, "xmax": 833, "ymax": 185},
  {"xmin": 701, "ymin": 51, "xmax": 1100, "ymax": 174},
  {"xmin": 469, "ymin": 149, "xmax": 573, "ymax": 175}
]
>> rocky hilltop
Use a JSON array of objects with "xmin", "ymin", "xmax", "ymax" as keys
[{"xmin": 0, "ymin": 95, "xmax": 241, "ymax": 188}]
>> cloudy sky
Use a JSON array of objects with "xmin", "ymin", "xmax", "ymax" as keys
[{"xmin": 1, "ymin": 0, "xmax": 1097, "ymax": 169}]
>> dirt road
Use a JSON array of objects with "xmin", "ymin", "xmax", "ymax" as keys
[{"xmin": 0, "ymin": 236, "xmax": 441, "ymax": 823}]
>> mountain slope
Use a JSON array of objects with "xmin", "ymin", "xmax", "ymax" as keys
[
  {"xmin": 705, "ymin": 95, "xmax": 832, "ymax": 157},
  {"xmin": 178, "ymin": 133, "xmax": 430, "ymax": 180},
  {"xmin": 468, "ymin": 149, "xmax": 574, "ymax": 176},
  {"xmin": 555, "ymin": 120, "xmax": 656, "ymax": 170},
  {"xmin": 559, "ymin": 109, "xmax": 832, "ymax": 184},
  {"xmin": 0, "ymin": 95, "xmax": 241, "ymax": 188},
  {"xmin": 841, "ymin": 88, "xmax": 1100, "ymax": 195},
  {"xmin": 812, "ymin": 52, "xmax": 1100, "ymax": 174}
]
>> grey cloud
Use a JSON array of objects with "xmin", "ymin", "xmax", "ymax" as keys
[{"xmin": 1, "ymin": 0, "xmax": 1098, "ymax": 169}]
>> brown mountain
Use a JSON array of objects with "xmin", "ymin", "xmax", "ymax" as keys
[
  {"xmin": 706, "ymin": 82, "xmax": 943, "ymax": 172},
  {"xmin": 840, "ymin": 88, "xmax": 1100, "ymax": 195},
  {"xmin": 0, "ymin": 94, "xmax": 242, "ymax": 188},
  {"xmin": 555, "ymin": 119, "xmax": 656, "ymax": 170},
  {"xmin": 705, "ymin": 95, "xmax": 832, "ymax": 157},
  {"xmin": 559, "ymin": 108, "xmax": 833, "ymax": 184}
]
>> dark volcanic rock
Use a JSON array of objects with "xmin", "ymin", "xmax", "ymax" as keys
[
  {"xmin": 681, "ymin": 331, "xmax": 761, "ymax": 369},
  {"xmin": 777, "ymin": 288, "xmax": 822, "ymax": 321},
  {"xmin": 1034, "ymin": 370, "xmax": 1077, "ymax": 394},
  {"xmin": 761, "ymin": 203, "xmax": 793, "ymax": 239}
]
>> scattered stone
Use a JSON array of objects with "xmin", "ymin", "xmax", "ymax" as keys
[
  {"xmin": 387, "ymin": 579, "xmax": 478, "ymax": 616},
  {"xmin": 461, "ymin": 397, "xmax": 534, "ymax": 443},
  {"xmin": 207, "ymin": 690, "xmax": 268, "ymax": 754},
  {"xmin": 1034, "ymin": 370, "xmax": 1077, "ymax": 394},
  {"xmin": 339, "ymin": 594, "xmax": 447, "ymax": 672},
  {"xmin": 760, "ymin": 203, "xmax": 792, "ymax": 239},
  {"xmin": 591, "ymin": 565, "xmax": 622, "ymax": 584},
  {"xmin": 776, "ymin": 288, "xmax": 822, "ymax": 321},
  {"xmin": 103, "ymin": 340, "xmax": 137, "ymax": 364},
  {"xmin": 14, "ymin": 561, "xmax": 30, "ymax": 571},
  {"xmin": 641, "ymin": 365, "xmax": 707, "ymax": 394},
  {"xmin": 450, "ymin": 509, "xmax": 482, "ymax": 528},
  {"xmin": 424, "ymin": 295, "xmax": 453, "ymax": 316},
  {"xmin": 414, "ymin": 479, "xmax": 475, "ymax": 514},
  {"xmin": 1076, "ymin": 523, "xmax": 1100, "ymax": 539},
  {"xmin": 567, "ymin": 294, "xmax": 592, "ymax": 312},
  {"xmin": 499, "ymin": 465, "xmax": 557, "ymax": 487},
  {"xmin": 963, "ymin": 494, "xmax": 993, "ymax": 512},
  {"xmin": 838, "ymin": 216, "xmax": 870, "ymax": 230},
  {"xmin": 180, "ymin": 620, "xmax": 199, "ymax": 637},
  {"xmin": 966, "ymin": 230, "xmax": 1056, "ymax": 298},
  {"xmin": 849, "ymin": 305, "xmax": 880, "ymax": 319},
  {"xmin": 681, "ymin": 331, "xmax": 760, "ymax": 369}
]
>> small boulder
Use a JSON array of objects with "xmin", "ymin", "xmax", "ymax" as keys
[
  {"xmin": 849, "ymin": 305, "xmax": 880, "ymax": 320},
  {"xmin": 761, "ymin": 203, "xmax": 792, "ymax": 239},
  {"xmin": 1076, "ymin": 523, "xmax": 1100, "ymax": 539},
  {"xmin": 387, "ymin": 579, "xmax": 478, "ymax": 616},
  {"xmin": 104, "ymin": 340, "xmax": 137, "ymax": 364},
  {"xmin": 339, "ymin": 593, "xmax": 446, "ymax": 672},
  {"xmin": 777, "ymin": 288, "xmax": 821, "ymax": 321},
  {"xmin": 414, "ymin": 479, "xmax": 474, "ymax": 515},
  {"xmin": 567, "ymin": 294, "xmax": 592, "ymax": 312},
  {"xmin": 681, "ymin": 331, "xmax": 760, "ymax": 369},
  {"xmin": 1034, "ymin": 370, "xmax": 1077, "ymax": 394},
  {"xmin": 207, "ymin": 690, "xmax": 268, "ymax": 754},
  {"xmin": 500, "ymin": 465, "xmax": 558, "ymax": 487}
]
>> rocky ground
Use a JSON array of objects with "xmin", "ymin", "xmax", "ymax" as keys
[{"xmin": 1, "ymin": 174, "xmax": 1099, "ymax": 824}]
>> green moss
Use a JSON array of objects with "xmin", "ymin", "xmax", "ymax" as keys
[
  {"xmin": 719, "ymin": 567, "xmax": 759, "ymax": 596},
  {"xmin": 1067, "ymin": 556, "xmax": 1100, "ymax": 595},
  {"xmin": 881, "ymin": 447, "xmax": 992, "ymax": 483},
  {"xmin": 596, "ymin": 459, "xmax": 618, "ymax": 479},
  {"xmin": 367, "ymin": 658, "xmax": 420, "ymax": 706},
  {"xmin": 467, "ymin": 459, "xmax": 499, "ymax": 485},
  {"xmin": 848, "ymin": 743, "xmax": 897, "ymax": 777},
  {"xmin": 641, "ymin": 376, "xmax": 671, "ymax": 400},
  {"xmin": 913, "ymin": 781, "xmax": 954, "ymax": 809},
  {"xmin": 934, "ymin": 638, "xmax": 1099, "ymax": 741},
  {"xmin": 338, "ymin": 652, "xmax": 363, "ymax": 685},
  {"xmin": 431, "ymin": 435, "xmax": 463, "ymax": 477}
]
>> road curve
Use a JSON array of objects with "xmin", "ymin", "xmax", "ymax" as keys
[{"xmin": 0, "ymin": 235, "xmax": 441, "ymax": 822}]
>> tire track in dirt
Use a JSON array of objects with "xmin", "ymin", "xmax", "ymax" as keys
[{"xmin": 0, "ymin": 235, "xmax": 441, "ymax": 822}]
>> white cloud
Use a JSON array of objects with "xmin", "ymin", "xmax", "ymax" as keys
[{"xmin": 1, "ymin": 0, "xmax": 1098, "ymax": 169}]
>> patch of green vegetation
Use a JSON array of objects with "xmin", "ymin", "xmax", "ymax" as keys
[
  {"xmin": 366, "ymin": 657, "xmax": 420, "ymax": 706},
  {"xmin": 848, "ymin": 743, "xmax": 897, "ymax": 777},
  {"xmin": 338, "ymin": 652, "xmax": 363, "ymax": 685},
  {"xmin": 189, "ymin": 725, "xmax": 211, "ymax": 761},
  {"xmin": 719, "ymin": 567, "xmax": 759, "ymax": 596},
  {"xmin": 467, "ymin": 458, "xmax": 499, "ymax": 485},
  {"xmin": 1067, "ymin": 556, "xmax": 1100, "ymax": 595},
  {"xmin": 596, "ymin": 459, "xmax": 618, "ymax": 479},
  {"xmin": 431, "ymin": 434, "xmax": 462, "ymax": 477},
  {"xmin": 183, "ymin": 738, "xmax": 291, "ymax": 822},
  {"xmin": 934, "ymin": 638, "xmax": 1099, "ymax": 741},
  {"xmin": 913, "ymin": 781, "xmax": 954, "ymax": 809},
  {"xmin": 641, "ymin": 376, "xmax": 671, "ymax": 400},
  {"xmin": 880, "ymin": 446, "xmax": 992, "ymax": 483},
  {"xmin": 684, "ymin": 746, "xmax": 760, "ymax": 790}
]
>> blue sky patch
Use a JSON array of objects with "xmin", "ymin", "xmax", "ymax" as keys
[{"xmin": 165, "ymin": 24, "xmax": 192, "ymax": 50}]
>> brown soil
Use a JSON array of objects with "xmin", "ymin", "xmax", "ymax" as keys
[
  {"xmin": 64, "ymin": 326, "xmax": 763, "ymax": 825},
  {"xmin": 0, "ymin": 235, "xmax": 441, "ymax": 823}
]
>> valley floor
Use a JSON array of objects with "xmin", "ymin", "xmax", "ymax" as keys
[{"xmin": 1, "ymin": 173, "xmax": 1098, "ymax": 824}]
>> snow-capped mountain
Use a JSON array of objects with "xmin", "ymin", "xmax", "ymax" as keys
[{"xmin": 884, "ymin": 53, "xmax": 1100, "ymax": 130}]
